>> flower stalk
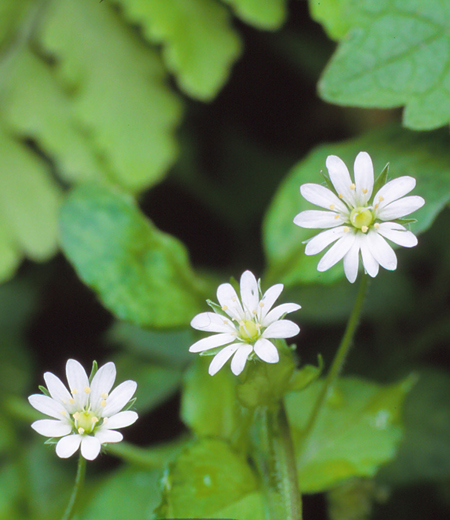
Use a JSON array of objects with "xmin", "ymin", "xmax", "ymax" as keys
[{"xmin": 61, "ymin": 454, "xmax": 86, "ymax": 520}]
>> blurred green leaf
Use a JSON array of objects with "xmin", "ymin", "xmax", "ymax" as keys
[
  {"xmin": 264, "ymin": 125, "xmax": 450, "ymax": 286},
  {"xmin": 0, "ymin": 0, "xmax": 32, "ymax": 48},
  {"xmin": 308, "ymin": 0, "xmax": 353, "ymax": 40},
  {"xmin": 224, "ymin": 0, "xmax": 288, "ymax": 30},
  {"xmin": 114, "ymin": 0, "xmax": 241, "ymax": 101},
  {"xmin": 60, "ymin": 183, "xmax": 205, "ymax": 328},
  {"xmin": 81, "ymin": 465, "xmax": 162, "ymax": 520},
  {"xmin": 181, "ymin": 357, "xmax": 241, "ymax": 441},
  {"xmin": 378, "ymin": 369, "xmax": 450, "ymax": 485},
  {"xmin": 156, "ymin": 438, "xmax": 264, "ymax": 519},
  {"xmin": 38, "ymin": 0, "xmax": 182, "ymax": 192},
  {"xmin": 110, "ymin": 321, "xmax": 193, "ymax": 367},
  {"xmin": 318, "ymin": 0, "xmax": 450, "ymax": 130},
  {"xmin": 286, "ymin": 375, "xmax": 414, "ymax": 493},
  {"xmin": 0, "ymin": 124, "xmax": 61, "ymax": 277},
  {"xmin": 0, "ymin": 461, "xmax": 22, "ymax": 519}
]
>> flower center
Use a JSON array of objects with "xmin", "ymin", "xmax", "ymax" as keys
[
  {"xmin": 350, "ymin": 207, "xmax": 373, "ymax": 231},
  {"xmin": 73, "ymin": 410, "xmax": 99, "ymax": 434},
  {"xmin": 238, "ymin": 319, "xmax": 260, "ymax": 342}
]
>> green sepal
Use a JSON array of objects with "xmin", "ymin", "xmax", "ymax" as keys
[
  {"xmin": 288, "ymin": 354, "xmax": 323, "ymax": 392},
  {"xmin": 123, "ymin": 397, "xmax": 137, "ymax": 411},
  {"xmin": 88, "ymin": 360, "xmax": 98, "ymax": 384},
  {"xmin": 395, "ymin": 218, "xmax": 418, "ymax": 226},
  {"xmin": 44, "ymin": 438, "xmax": 58, "ymax": 445},
  {"xmin": 229, "ymin": 275, "xmax": 240, "ymax": 295},
  {"xmin": 39, "ymin": 385, "xmax": 50, "ymax": 397},
  {"xmin": 236, "ymin": 340, "xmax": 296, "ymax": 409},
  {"xmin": 372, "ymin": 163, "xmax": 389, "ymax": 197},
  {"xmin": 206, "ymin": 299, "xmax": 228, "ymax": 318},
  {"xmin": 320, "ymin": 168, "xmax": 335, "ymax": 193}
]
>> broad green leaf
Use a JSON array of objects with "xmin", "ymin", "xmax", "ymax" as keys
[
  {"xmin": 264, "ymin": 125, "xmax": 450, "ymax": 286},
  {"xmin": 378, "ymin": 369, "xmax": 450, "ymax": 485},
  {"xmin": 286, "ymin": 375, "xmax": 414, "ymax": 493},
  {"xmin": 109, "ymin": 321, "xmax": 193, "ymax": 367},
  {"xmin": 157, "ymin": 438, "xmax": 264, "ymax": 519},
  {"xmin": 223, "ymin": 0, "xmax": 288, "ymax": 30},
  {"xmin": 181, "ymin": 357, "xmax": 242, "ymax": 441},
  {"xmin": 1, "ymin": 48, "xmax": 108, "ymax": 184},
  {"xmin": 308, "ymin": 0, "xmax": 353, "ymax": 40},
  {"xmin": 82, "ymin": 466, "xmax": 162, "ymax": 520},
  {"xmin": 60, "ymin": 183, "xmax": 205, "ymax": 328},
  {"xmin": 0, "ymin": 124, "xmax": 61, "ymax": 265},
  {"xmin": 114, "ymin": 0, "xmax": 242, "ymax": 101},
  {"xmin": 318, "ymin": 0, "xmax": 450, "ymax": 130},
  {"xmin": 38, "ymin": 0, "xmax": 182, "ymax": 192},
  {"xmin": 0, "ymin": 0, "xmax": 32, "ymax": 47}
]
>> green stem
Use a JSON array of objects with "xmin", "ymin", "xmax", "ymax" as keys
[
  {"xmin": 252, "ymin": 402, "xmax": 302, "ymax": 520},
  {"xmin": 61, "ymin": 454, "xmax": 86, "ymax": 520},
  {"xmin": 301, "ymin": 274, "xmax": 370, "ymax": 444}
]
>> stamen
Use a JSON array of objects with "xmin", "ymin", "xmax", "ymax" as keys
[
  {"xmin": 361, "ymin": 226, "xmax": 368, "ymax": 233},
  {"xmin": 61, "ymin": 410, "xmax": 66, "ymax": 416},
  {"xmin": 78, "ymin": 427, "xmax": 85, "ymax": 434},
  {"xmin": 259, "ymin": 302, "xmax": 264, "ymax": 308},
  {"xmin": 374, "ymin": 223, "xmax": 380, "ymax": 229},
  {"xmin": 378, "ymin": 196, "xmax": 384, "ymax": 202},
  {"xmin": 343, "ymin": 226, "xmax": 350, "ymax": 233},
  {"xmin": 232, "ymin": 297, "xmax": 237, "ymax": 302},
  {"xmin": 362, "ymin": 188, "xmax": 368, "ymax": 194},
  {"xmin": 350, "ymin": 183, "xmax": 356, "ymax": 190},
  {"xmin": 73, "ymin": 412, "xmax": 80, "ymax": 420},
  {"xmin": 101, "ymin": 392, "xmax": 108, "ymax": 399},
  {"xmin": 69, "ymin": 398, "xmax": 75, "ymax": 404},
  {"xmin": 252, "ymin": 309, "xmax": 257, "ymax": 315},
  {"xmin": 84, "ymin": 386, "xmax": 91, "ymax": 394},
  {"xmin": 338, "ymin": 193, "xmax": 343, "ymax": 198},
  {"xmin": 334, "ymin": 214, "xmax": 340, "ymax": 219},
  {"xmin": 221, "ymin": 305, "xmax": 228, "ymax": 311},
  {"xmin": 71, "ymin": 388, "xmax": 78, "ymax": 395},
  {"xmin": 329, "ymin": 204, "xmax": 335, "ymax": 210},
  {"xmin": 91, "ymin": 416, "xmax": 99, "ymax": 424},
  {"xmin": 374, "ymin": 204, "xmax": 379, "ymax": 209},
  {"xmin": 103, "ymin": 417, "xmax": 108, "ymax": 425},
  {"xmin": 101, "ymin": 400, "xmax": 107, "ymax": 407}
]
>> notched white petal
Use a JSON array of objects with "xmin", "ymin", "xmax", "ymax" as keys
[
  {"xmin": 304, "ymin": 227, "xmax": 348, "ymax": 255},
  {"xmin": 262, "ymin": 303, "xmax": 301, "ymax": 327},
  {"xmin": 263, "ymin": 320, "xmax": 299, "ymax": 339},
  {"xmin": 294, "ymin": 210, "xmax": 344, "ymax": 229},
  {"xmin": 240, "ymin": 271, "xmax": 259, "ymax": 315},
  {"xmin": 376, "ymin": 222, "xmax": 418, "ymax": 247},
  {"xmin": 317, "ymin": 233, "xmax": 356, "ymax": 272},
  {"xmin": 254, "ymin": 338, "xmax": 279, "ymax": 363},
  {"xmin": 102, "ymin": 380, "xmax": 137, "ymax": 417},
  {"xmin": 104, "ymin": 410, "xmax": 138, "ymax": 429},
  {"xmin": 81, "ymin": 435, "xmax": 101, "ymax": 460},
  {"xmin": 189, "ymin": 333, "xmax": 236, "ymax": 353},
  {"xmin": 56, "ymin": 434, "xmax": 82, "ymax": 459},
  {"xmin": 376, "ymin": 195, "xmax": 425, "ymax": 220},
  {"xmin": 342, "ymin": 240, "xmax": 361, "ymax": 283},
  {"xmin": 230, "ymin": 344, "xmax": 253, "ymax": 376},
  {"xmin": 31, "ymin": 419, "xmax": 72, "ymax": 438},
  {"xmin": 208, "ymin": 344, "xmax": 240, "ymax": 376},
  {"xmin": 326, "ymin": 155, "xmax": 356, "ymax": 206},
  {"xmin": 191, "ymin": 312, "xmax": 234, "ymax": 333},
  {"xmin": 367, "ymin": 231, "xmax": 397, "ymax": 270},
  {"xmin": 300, "ymin": 183, "xmax": 348, "ymax": 213},
  {"xmin": 354, "ymin": 151, "xmax": 374, "ymax": 205}
]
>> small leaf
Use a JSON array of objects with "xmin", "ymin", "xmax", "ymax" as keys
[
  {"xmin": 114, "ymin": 0, "xmax": 242, "ymax": 100},
  {"xmin": 224, "ymin": 0, "xmax": 288, "ymax": 30},
  {"xmin": 288, "ymin": 355, "xmax": 323, "ymax": 392},
  {"xmin": 308, "ymin": 0, "xmax": 354, "ymax": 40},
  {"xmin": 286, "ymin": 375, "xmax": 414, "ymax": 493},
  {"xmin": 157, "ymin": 438, "xmax": 263, "ymax": 518},
  {"xmin": 60, "ymin": 183, "xmax": 205, "ymax": 328}
]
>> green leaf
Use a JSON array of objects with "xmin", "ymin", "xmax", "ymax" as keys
[
  {"xmin": 38, "ymin": 0, "xmax": 182, "ymax": 192},
  {"xmin": 181, "ymin": 357, "xmax": 242, "ymax": 441},
  {"xmin": 264, "ymin": 125, "xmax": 450, "ymax": 286},
  {"xmin": 0, "ymin": 0, "xmax": 32, "ymax": 47},
  {"xmin": 60, "ymin": 183, "xmax": 205, "ymax": 328},
  {"xmin": 82, "ymin": 466, "xmax": 162, "ymax": 520},
  {"xmin": 285, "ymin": 375, "xmax": 414, "ymax": 493},
  {"xmin": 378, "ymin": 369, "xmax": 450, "ymax": 485},
  {"xmin": 308, "ymin": 0, "xmax": 354, "ymax": 40},
  {"xmin": 318, "ymin": 0, "xmax": 450, "ymax": 130},
  {"xmin": 0, "ymin": 124, "xmax": 61, "ymax": 266},
  {"xmin": 223, "ymin": 0, "xmax": 288, "ymax": 30},
  {"xmin": 114, "ymin": 0, "xmax": 242, "ymax": 101},
  {"xmin": 157, "ymin": 438, "xmax": 264, "ymax": 519}
]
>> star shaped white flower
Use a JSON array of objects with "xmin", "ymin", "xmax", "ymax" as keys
[
  {"xmin": 293, "ymin": 151, "xmax": 425, "ymax": 283},
  {"xmin": 29, "ymin": 359, "xmax": 138, "ymax": 460},
  {"xmin": 189, "ymin": 270, "xmax": 300, "ymax": 376}
]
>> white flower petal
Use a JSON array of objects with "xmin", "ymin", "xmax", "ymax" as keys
[
  {"xmin": 304, "ymin": 227, "xmax": 348, "ymax": 255},
  {"xmin": 31, "ymin": 419, "xmax": 72, "ymax": 437},
  {"xmin": 28, "ymin": 394, "xmax": 67, "ymax": 420},
  {"xmin": 191, "ymin": 312, "xmax": 235, "ymax": 333},
  {"xmin": 359, "ymin": 234, "xmax": 379, "ymax": 278},
  {"xmin": 66, "ymin": 359, "xmax": 90, "ymax": 409},
  {"xmin": 354, "ymin": 152, "xmax": 374, "ymax": 205},
  {"xmin": 300, "ymin": 183, "xmax": 348, "ymax": 213},
  {"xmin": 342, "ymin": 239, "xmax": 361, "ymax": 283},
  {"xmin": 317, "ymin": 232, "xmax": 356, "ymax": 272},
  {"xmin": 258, "ymin": 284, "xmax": 284, "ymax": 321},
  {"xmin": 102, "ymin": 380, "xmax": 137, "ymax": 417},
  {"xmin": 189, "ymin": 332, "xmax": 236, "ymax": 353},
  {"xmin": 81, "ymin": 435, "xmax": 101, "ymax": 460},
  {"xmin": 262, "ymin": 303, "xmax": 301, "ymax": 327},
  {"xmin": 43, "ymin": 372, "xmax": 72, "ymax": 404},
  {"xmin": 294, "ymin": 210, "xmax": 345, "ymax": 229},
  {"xmin": 90, "ymin": 362, "xmax": 116, "ymax": 411},
  {"xmin": 376, "ymin": 222, "xmax": 418, "ymax": 247},
  {"xmin": 56, "ymin": 434, "xmax": 82, "ymax": 459},
  {"xmin": 326, "ymin": 155, "xmax": 356, "ymax": 207},
  {"xmin": 208, "ymin": 344, "xmax": 240, "ymax": 376},
  {"xmin": 216, "ymin": 283, "xmax": 244, "ymax": 321},
  {"xmin": 374, "ymin": 176, "xmax": 416, "ymax": 208},
  {"xmin": 95, "ymin": 429, "xmax": 123, "ymax": 444},
  {"xmin": 366, "ymin": 231, "xmax": 397, "ymax": 271},
  {"xmin": 230, "ymin": 344, "xmax": 253, "ymax": 375},
  {"xmin": 263, "ymin": 319, "xmax": 299, "ymax": 339},
  {"xmin": 103, "ymin": 411, "xmax": 138, "ymax": 429},
  {"xmin": 240, "ymin": 271, "xmax": 259, "ymax": 316},
  {"xmin": 254, "ymin": 338, "xmax": 279, "ymax": 363},
  {"xmin": 376, "ymin": 195, "xmax": 425, "ymax": 220}
]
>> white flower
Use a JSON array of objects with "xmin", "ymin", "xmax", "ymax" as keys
[
  {"xmin": 29, "ymin": 359, "xmax": 138, "ymax": 460},
  {"xmin": 293, "ymin": 151, "xmax": 425, "ymax": 283},
  {"xmin": 189, "ymin": 270, "xmax": 300, "ymax": 376}
]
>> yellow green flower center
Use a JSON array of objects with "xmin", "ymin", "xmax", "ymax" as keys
[
  {"xmin": 238, "ymin": 319, "xmax": 260, "ymax": 342},
  {"xmin": 350, "ymin": 207, "xmax": 373, "ymax": 231},
  {"xmin": 73, "ymin": 410, "xmax": 99, "ymax": 434}
]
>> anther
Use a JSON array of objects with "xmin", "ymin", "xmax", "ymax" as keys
[
  {"xmin": 71, "ymin": 388, "xmax": 78, "ymax": 395},
  {"xmin": 329, "ymin": 204, "xmax": 335, "ymax": 210},
  {"xmin": 374, "ymin": 223, "xmax": 380, "ymax": 229},
  {"xmin": 334, "ymin": 214, "xmax": 340, "ymax": 219},
  {"xmin": 361, "ymin": 226, "xmax": 368, "ymax": 233},
  {"xmin": 232, "ymin": 297, "xmax": 237, "ymax": 302},
  {"xmin": 338, "ymin": 193, "xmax": 343, "ymax": 198},
  {"xmin": 101, "ymin": 400, "xmax": 107, "ymax": 407},
  {"xmin": 78, "ymin": 427, "xmax": 85, "ymax": 434},
  {"xmin": 221, "ymin": 305, "xmax": 228, "ymax": 311},
  {"xmin": 343, "ymin": 226, "xmax": 349, "ymax": 233},
  {"xmin": 69, "ymin": 398, "xmax": 75, "ymax": 404},
  {"xmin": 101, "ymin": 392, "xmax": 108, "ymax": 399},
  {"xmin": 378, "ymin": 196, "xmax": 384, "ymax": 202},
  {"xmin": 84, "ymin": 386, "xmax": 91, "ymax": 394},
  {"xmin": 350, "ymin": 183, "xmax": 356, "ymax": 190},
  {"xmin": 73, "ymin": 412, "xmax": 80, "ymax": 420},
  {"xmin": 252, "ymin": 309, "xmax": 257, "ymax": 315},
  {"xmin": 91, "ymin": 416, "xmax": 99, "ymax": 424},
  {"xmin": 61, "ymin": 410, "xmax": 66, "ymax": 416},
  {"xmin": 362, "ymin": 188, "xmax": 368, "ymax": 194}
]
